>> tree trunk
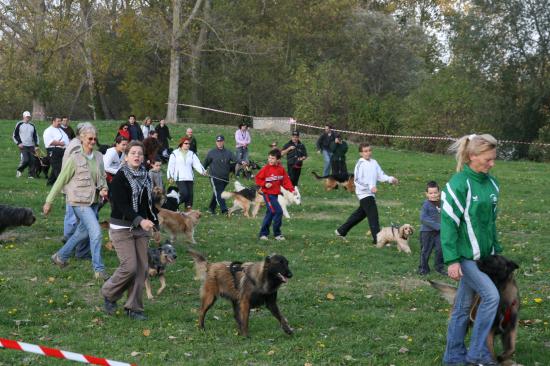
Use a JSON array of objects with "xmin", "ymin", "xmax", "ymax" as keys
[
  {"xmin": 80, "ymin": 0, "xmax": 97, "ymax": 120},
  {"xmin": 32, "ymin": 99, "xmax": 46, "ymax": 121},
  {"xmin": 189, "ymin": 0, "xmax": 211, "ymax": 121},
  {"xmin": 165, "ymin": 0, "xmax": 205, "ymax": 124},
  {"xmin": 165, "ymin": 0, "xmax": 183, "ymax": 124}
]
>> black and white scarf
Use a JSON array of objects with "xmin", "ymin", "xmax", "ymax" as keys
[{"xmin": 120, "ymin": 164, "xmax": 152, "ymax": 212}]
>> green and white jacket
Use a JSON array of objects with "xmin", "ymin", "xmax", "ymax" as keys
[{"xmin": 441, "ymin": 164, "xmax": 502, "ymax": 265}]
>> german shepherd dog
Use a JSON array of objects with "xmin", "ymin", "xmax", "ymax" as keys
[
  {"xmin": 429, "ymin": 255, "xmax": 520, "ymax": 363},
  {"xmin": 221, "ymin": 182, "xmax": 261, "ymax": 218},
  {"xmin": 145, "ymin": 242, "xmax": 177, "ymax": 300},
  {"xmin": 311, "ymin": 171, "xmax": 355, "ymax": 193},
  {"xmin": 188, "ymin": 249, "xmax": 294, "ymax": 337}
]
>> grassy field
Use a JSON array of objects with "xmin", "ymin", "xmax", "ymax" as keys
[{"xmin": 0, "ymin": 120, "xmax": 549, "ymax": 366}]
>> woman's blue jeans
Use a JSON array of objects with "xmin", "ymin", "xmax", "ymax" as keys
[
  {"xmin": 443, "ymin": 259, "xmax": 499, "ymax": 365},
  {"xmin": 57, "ymin": 204, "xmax": 104, "ymax": 272}
]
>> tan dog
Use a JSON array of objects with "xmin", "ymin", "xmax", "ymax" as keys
[
  {"xmin": 157, "ymin": 208, "xmax": 201, "ymax": 244},
  {"xmin": 145, "ymin": 243, "xmax": 177, "ymax": 300},
  {"xmin": 188, "ymin": 248, "xmax": 293, "ymax": 337},
  {"xmin": 375, "ymin": 224, "xmax": 414, "ymax": 253},
  {"xmin": 311, "ymin": 171, "xmax": 355, "ymax": 193}
]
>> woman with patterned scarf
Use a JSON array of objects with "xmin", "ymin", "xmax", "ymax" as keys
[{"xmin": 101, "ymin": 141, "xmax": 159, "ymax": 321}]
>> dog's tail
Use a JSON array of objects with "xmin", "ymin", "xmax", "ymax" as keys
[
  {"xmin": 428, "ymin": 280, "xmax": 457, "ymax": 305},
  {"xmin": 221, "ymin": 191, "xmax": 235, "ymax": 200},
  {"xmin": 187, "ymin": 248, "xmax": 208, "ymax": 282},
  {"xmin": 311, "ymin": 171, "xmax": 329, "ymax": 180},
  {"xmin": 234, "ymin": 181, "xmax": 246, "ymax": 192}
]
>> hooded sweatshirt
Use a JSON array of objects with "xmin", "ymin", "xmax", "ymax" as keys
[{"xmin": 255, "ymin": 163, "xmax": 294, "ymax": 196}]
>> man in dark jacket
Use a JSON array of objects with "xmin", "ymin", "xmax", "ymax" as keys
[
  {"xmin": 329, "ymin": 134, "xmax": 349, "ymax": 181},
  {"xmin": 203, "ymin": 135, "xmax": 238, "ymax": 214},
  {"xmin": 316, "ymin": 125, "xmax": 335, "ymax": 176},
  {"xmin": 281, "ymin": 131, "xmax": 308, "ymax": 187},
  {"xmin": 127, "ymin": 115, "xmax": 144, "ymax": 141}
]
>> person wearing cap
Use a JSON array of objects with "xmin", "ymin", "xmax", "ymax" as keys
[
  {"xmin": 13, "ymin": 111, "xmax": 39, "ymax": 178},
  {"xmin": 329, "ymin": 133, "xmax": 349, "ymax": 181},
  {"xmin": 43, "ymin": 116, "xmax": 70, "ymax": 185},
  {"xmin": 167, "ymin": 137, "xmax": 207, "ymax": 210},
  {"xmin": 203, "ymin": 135, "xmax": 238, "ymax": 214},
  {"xmin": 281, "ymin": 131, "xmax": 308, "ymax": 187},
  {"xmin": 316, "ymin": 125, "xmax": 335, "ymax": 176},
  {"xmin": 235, "ymin": 123, "xmax": 251, "ymax": 165}
]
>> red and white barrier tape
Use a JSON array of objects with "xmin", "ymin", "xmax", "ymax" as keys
[
  {"xmin": 175, "ymin": 102, "xmax": 550, "ymax": 147},
  {"xmin": 0, "ymin": 337, "xmax": 136, "ymax": 366}
]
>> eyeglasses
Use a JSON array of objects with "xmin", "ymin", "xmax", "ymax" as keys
[
  {"xmin": 182, "ymin": 142, "xmax": 190, "ymax": 145},
  {"xmin": 87, "ymin": 137, "xmax": 97, "ymax": 142}
]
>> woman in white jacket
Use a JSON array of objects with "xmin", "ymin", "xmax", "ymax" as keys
[{"xmin": 167, "ymin": 136, "xmax": 206, "ymax": 210}]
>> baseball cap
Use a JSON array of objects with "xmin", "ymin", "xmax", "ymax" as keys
[
  {"xmin": 292, "ymin": 131, "xmax": 300, "ymax": 136},
  {"xmin": 23, "ymin": 111, "xmax": 31, "ymax": 118},
  {"xmin": 216, "ymin": 135, "xmax": 225, "ymax": 141}
]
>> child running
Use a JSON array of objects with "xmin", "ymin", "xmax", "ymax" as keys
[{"xmin": 255, "ymin": 149, "xmax": 295, "ymax": 241}]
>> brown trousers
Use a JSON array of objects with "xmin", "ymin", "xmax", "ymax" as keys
[{"xmin": 101, "ymin": 228, "xmax": 150, "ymax": 312}]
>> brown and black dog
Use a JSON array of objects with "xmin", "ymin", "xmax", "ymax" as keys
[
  {"xmin": 312, "ymin": 171, "xmax": 355, "ymax": 193},
  {"xmin": 145, "ymin": 242, "xmax": 177, "ymax": 300},
  {"xmin": 188, "ymin": 248, "xmax": 294, "ymax": 337},
  {"xmin": 430, "ymin": 255, "xmax": 520, "ymax": 363}
]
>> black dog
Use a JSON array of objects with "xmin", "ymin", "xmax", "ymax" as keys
[
  {"xmin": 162, "ymin": 186, "xmax": 180, "ymax": 211},
  {"xmin": 430, "ymin": 255, "xmax": 520, "ymax": 362},
  {"xmin": 145, "ymin": 242, "xmax": 177, "ymax": 299},
  {"xmin": 236, "ymin": 160, "xmax": 262, "ymax": 180},
  {"xmin": 33, "ymin": 148, "xmax": 51, "ymax": 178},
  {"xmin": 0, "ymin": 205, "xmax": 36, "ymax": 234},
  {"xmin": 188, "ymin": 249, "xmax": 293, "ymax": 336}
]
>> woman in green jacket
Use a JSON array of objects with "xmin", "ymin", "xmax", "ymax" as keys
[{"xmin": 441, "ymin": 133, "xmax": 501, "ymax": 366}]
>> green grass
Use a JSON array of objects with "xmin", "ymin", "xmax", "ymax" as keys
[{"xmin": 1, "ymin": 120, "xmax": 549, "ymax": 365}]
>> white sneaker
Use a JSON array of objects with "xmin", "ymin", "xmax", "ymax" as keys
[
  {"xmin": 259, "ymin": 235, "xmax": 269, "ymax": 241},
  {"xmin": 335, "ymin": 229, "xmax": 348, "ymax": 241},
  {"xmin": 16, "ymin": 171, "xmax": 22, "ymax": 178},
  {"xmin": 274, "ymin": 235, "xmax": 286, "ymax": 241}
]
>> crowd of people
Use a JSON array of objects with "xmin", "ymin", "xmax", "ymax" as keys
[{"xmin": 12, "ymin": 112, "xmax": 506, "ymax": 365}]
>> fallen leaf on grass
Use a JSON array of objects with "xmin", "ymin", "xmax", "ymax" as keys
[
  {"xmin": 168, "ymin": 335, "xmax": 177, "ymax": 340},
  {"xmin": 304, "ymin": 363, "xmax": 313, "ymax": 366},
  {"xmin": 343, "ymin": 355, "xmax": 354, "ymax": 361},
  {"xmin": 47, "ymin": 277, "xmax": 55, "ymax": 283},
  {"xmin": 267, "ymin": 350, "xmax": 275, "ymax": 356},
  {"xmin": 398, "ymin": 347, "xmax": 409, "ymax": 354},
  {"xmin": 143, "ymin": 329, "xmax": 151, "ymax": 337},
  {"xmin": 326, "ymin": 293, "xmax": 335, "ymax": 300},
  {"xmin": 130, "ymin": 351, "xmax": 140, "ymax": 357},
  {"xmin": 29, "ymin": 277, "xmax": 37, "ymax": 282}
]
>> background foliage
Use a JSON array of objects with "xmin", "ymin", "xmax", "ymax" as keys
[{"xmin": 1, "ymin": 0, "xmax": 550, "ymax": 159}]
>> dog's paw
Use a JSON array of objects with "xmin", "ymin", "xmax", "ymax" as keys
[
  {"xmin": 282, "ymin": 324, "xmax": 294, "ymax": 335},
  {"xmin": 147, "ymin": 295, "xmax": 154, "ymax": 300}
]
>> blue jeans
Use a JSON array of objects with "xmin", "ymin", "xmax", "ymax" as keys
[
  {"xmin": 322, "ymin": 149, "xmax": 332, "ymax": 176},
  {"xmin": 236, "ymin": 146, "xmax": 249, "ymax": 163},
  {"xmin": 443, "ymin": 259, "xmax": 499, "ymax": 365},
  {"xmin": 259, "ymin": 194, "xmax": 283, "ymax": 237},
  {"xmin": 63, "ymin": 202, "xmax": 92, "ymax": 259},
  {"xmin": 57, "ymin": 204, "xmax": 104, "ymax": 272}
]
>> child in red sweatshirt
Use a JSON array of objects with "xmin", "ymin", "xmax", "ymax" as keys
[{"xmin": 255, "ymin": 149, "xmax": 295, "ymax": 241}]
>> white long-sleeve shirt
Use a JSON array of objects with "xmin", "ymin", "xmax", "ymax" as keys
[
  {"xmin": 235, "ymin": 129, "xmax": 251, "ymax": 148},
  {"xmin": 353, "ymin": 158, "xmax": 394, "ymax": 199},
  {"xmin": 43, "ymin": 126, "xmax": 69, "ymax": 148},
  {"xmin": 103, "ymin": 147, "xmax": 125, "ymax": 175},
  {"xmin": 167, "ymin": 149, "xmax": 206, "ymax": 181}
]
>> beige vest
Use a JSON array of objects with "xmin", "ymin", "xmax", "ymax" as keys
[{"xmin": 66, "ymin": 151, "xmax": 107, "ymax": 206}]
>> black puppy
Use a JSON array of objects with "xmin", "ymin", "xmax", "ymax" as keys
[
  {"xmin": 145, "ymin": 242, "xmax": 177, "ymax": 299},
  {"xmin": 162, "ymin": 186, "xmax": 180, "ymax": 211},
  {"xmin": 0, "ymin": 205, "xmax": 36, "ymax": 234},
  {"xmin": 33, "ymin": 148, "xmax": 51, "ymax": 178}
]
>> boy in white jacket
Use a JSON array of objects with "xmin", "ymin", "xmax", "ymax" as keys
[
  {"xmin": 167, "ymin": 137, "xmax": 207, "ymax": 210},
  {"xmin": 335, "ymin": 143, "xmax": 398, "ymax": 243}
]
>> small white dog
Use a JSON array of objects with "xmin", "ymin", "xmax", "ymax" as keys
[{"xmin": 375, "ymin": 224, "xmax": 414, "ymax": 254}]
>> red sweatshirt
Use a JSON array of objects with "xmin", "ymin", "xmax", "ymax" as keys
[{"xmin": 255, "ymin": 163, "xmax": 294, "ymax": 195}]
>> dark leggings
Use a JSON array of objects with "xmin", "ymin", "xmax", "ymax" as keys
[
  {"xmin": 337, "ymin": 196, "xmax": 380, "ymax": 243},
  {"xmin": 177, "ymin": 180, "xmax": 194, "ymax": 209}
]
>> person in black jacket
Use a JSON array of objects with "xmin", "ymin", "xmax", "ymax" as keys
[
  {"xmin": 281, "ymin": 131, "xmax": 308, "ymax": 187},
  {"xmin": 203, "ymin": 135, "xmax": 238, "ymax": 214},
  {"xmin": 127, "ymin": 115, "xmax": 144, "ymax": 141},
  {"xmin": 101, "ymin": 141, "xmax": 158, "ymax": 321},
  {"xmin": 155, "ymin": 119, "xmax": 172, "ymax": 160},
  {"xmin": 316, "ymin": 125, "xmax": 335, "ymax": 176}
]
